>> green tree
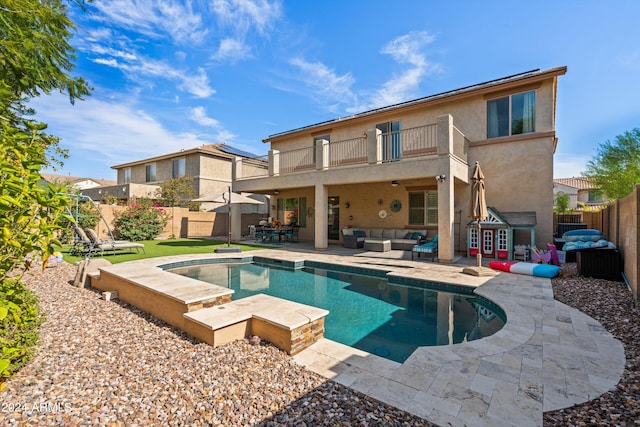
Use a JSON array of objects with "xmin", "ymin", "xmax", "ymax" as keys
[
  {"xmin": 554, "ymin": 192, "xmax": 570, "ymax": 214},
  {"xmin": 583, "ymin": 128, "xmax": 640, "ymax": 200},
  {"xmin": 157, "ymin": 176, "xmax": 198, "ymax": 210},
  {"xmin": 0, "ymin": 0, "xmax": 91, "ymax": 387}
]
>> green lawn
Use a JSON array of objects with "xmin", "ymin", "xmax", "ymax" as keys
[{"xmin": 63, "ymin": 238, "xmax": 264, "ymax": 265}]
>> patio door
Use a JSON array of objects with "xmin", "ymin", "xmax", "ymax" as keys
[
  {"xmin": 328, "ymin": 196, "xmax": 340, "ymax": 240},
  {"xmin": 482, "ymin": 229, "xmax": 494, "ymax": 258}
]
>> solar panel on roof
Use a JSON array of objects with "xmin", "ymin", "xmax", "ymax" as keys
[{"xmin": 217, "ymin": 144, "xmax": 261, "ymax": 158}]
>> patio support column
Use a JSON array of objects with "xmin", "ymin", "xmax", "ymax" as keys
[
  {"xmin": 366, "ymin": 128, "xmax": 382, "ymax": 164},
  {"xmin": 314, "ymin": 183, "xmax": 328, "ymax": 250},
  {"xmin": 437, "ymin": 171, "xmax": 455, "ymax": 263},
  {"xmin": 437, "ymin": 114, "xmax": 455, "ymax": 263}
]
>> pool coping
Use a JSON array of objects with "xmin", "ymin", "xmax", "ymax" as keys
[{"xmin": 90, "ymin": 249, "xmax": 626, "ymax": 427}]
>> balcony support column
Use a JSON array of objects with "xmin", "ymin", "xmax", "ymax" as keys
[
  {"xmin": 366, "ymin": 128, "xmax": 382, "ymax": 164},
  {"xmin": 314, "ymin": 183, "xmax": 328, "ymax": 250},
  {"xmin": 436, "ymin": 114, "xmax": 455, "ymax": 262}
]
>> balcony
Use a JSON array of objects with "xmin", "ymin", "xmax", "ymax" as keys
[{"xmin": 235, "ymin": 115, "xmax": 468, "ymax": 185}]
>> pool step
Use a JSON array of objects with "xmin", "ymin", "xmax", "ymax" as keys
[{"xmin": 183, "ymin": 294, "xmax": 329, "ymax": 355}]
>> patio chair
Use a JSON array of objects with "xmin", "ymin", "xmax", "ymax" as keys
[
  {"xmin": 84, "ymin": 228, "xmax": 145, "ymax": 256},
  {"xmin": 71, "ymin": 224, "xmax": 94, "ymax": 257},
  {"xmin": 284, "ymin": 225, "xmax": 300, "ymax": 242},
  {"xmin": 513, "ymin": 245, "xmax": 529, "ymax": 262},
  {"xmin": 254, "ymin": 225, "xmax": 266, "ymax": 242},
  {"xmin": 411, "ymin": 234, "xmax": 438, "ymax": 261}
]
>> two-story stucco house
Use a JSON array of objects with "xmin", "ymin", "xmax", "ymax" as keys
[
  {"xmin": 233, "ymin": 67, "xmax": 566, "ymax": 262},
  {"xmin": 553, "ymin": 177, "xmax": 607, "ymax": 210},
  {"xmin": 86, "ymin": 143, "xmax": 268, "ymax": 215}
]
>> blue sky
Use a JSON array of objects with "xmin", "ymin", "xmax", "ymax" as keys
[{"xmin": 36, "ymin": 0, "xmax": 640, "ymax": 181}]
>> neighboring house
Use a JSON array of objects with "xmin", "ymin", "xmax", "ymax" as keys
[
  {"xmin": 234, "ymin": 67, "xmax": 567, "ymax": 262},
  {"xmin": 553, "ymin": 177, "xmax": 607, "ymax": 210},
  {"xmin": 83, "ymin": 143, "xmax": 268, "ymax": 215},
  {"xmin": 40, "ymin": 173, "xmax": 116, "ymax": 190}
]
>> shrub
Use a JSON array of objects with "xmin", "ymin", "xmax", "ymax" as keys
[
  {"xmin": 113, "ymin": 198, "xmax": 170, "ymax": 241},
  {"xmin": 0, "ymin": 278, "xmax": 44, "ymax": 389}
]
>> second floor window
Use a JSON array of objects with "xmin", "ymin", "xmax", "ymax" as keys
[
  {"xmin": 172, "ymin": 158, "xmax": 185, "ymax": 178},
  {"xmin": 588, "ymin": 190, "xmax": 604, "ymax": 203},
  {"xmin": 145, "ymin": 164, "xmax": 156, "ymax": 182},
  {"xmin": 123, "ymin": 168, "xmax": 131, "ymax": 184},
  {"xmin": 377, "ymin": 121, "xmax": 402, "ymax": 161},
  {"xmin": 487, "ymin": 90, "xmax": 535, "ymax": 138},
  {"xmin": 408, "ymin": 190, "xmax": 438, "ymax": 226}
]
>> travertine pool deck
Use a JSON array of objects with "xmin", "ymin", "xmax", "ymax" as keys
[{"xmin": 90, "ymin": 248, "xmax": 625, "ymax": 427}]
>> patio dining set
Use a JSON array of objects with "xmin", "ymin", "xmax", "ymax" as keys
[{"xmin": 253, "ymin": 224, "xmax": 300, "ymax": 243}]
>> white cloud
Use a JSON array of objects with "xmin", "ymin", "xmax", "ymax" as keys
[
  {"xmin": 212, "ymin": 0, "xmax": 282, "ymax": 35},
  {"xmin": 288, "ymin": 58, "xmax": 356, "ymax": 111},
  {"xmin": 353, "ymin": 31, "xmax": 440, "ymax": 111},
  {"xmin": 31, "ymin": 95, "xmax": 211, "ymax": 176},
  {"xmin": 91, "ymin": 56, "xmax": 215, "ymax": 99},
  {"xmin": 190, "ymin": 107, "xmax": 238, "ymax": 141},
  {"xmin": 287, "ymin": 31, "xmax": 441, "ymax": 114},
  {"xmin": 86, "ymin": 44, "xmax": 137, "ymax": 61},
  {"xmin": 91, "ymin": 0, "xmax": 207, "ymax": 44},
  {"xmin": 191, "ymin": 106, "xmax": 221, "ymax": 127},
  {"xmin": 212, "ymin": 38, "xmax": 252, "ymax": 62}
]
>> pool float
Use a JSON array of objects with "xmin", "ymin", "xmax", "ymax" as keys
[{"xmin": 489, "ymin": 261, "xmax": 560, "ymax": 278}]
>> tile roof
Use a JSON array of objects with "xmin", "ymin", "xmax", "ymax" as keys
[{"xmin": 553, "ymin": 177, "xmax": 596, "ymax": 190}]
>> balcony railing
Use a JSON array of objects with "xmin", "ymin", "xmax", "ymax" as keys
[
  {"xmin": 279, "ymin": 146, "xmax": 316, "ymax": 174},
  {"xmin": 236, "ymin": 117, "xmax": 469, "ymax": 180},
  {"xmin": 239, "ymin": 155, "xmax": 269, "ymax": 178},
  {"xmin": 329, "ymin": 136, "xmax": 367, "ymax": 167},
  {"xmin": 453, "ymin": 126, "xmax": 469, "ymax": 161},
  {"xmin": 379, "ymin": 124, "xmax": 437, "ymax": 162}
]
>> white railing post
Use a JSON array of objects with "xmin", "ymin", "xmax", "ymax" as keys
[
  {"xmin": 437, "ymin": 114, "xmax": 454, "ymax": 155},
  {"xmin": 367, "ymin": 128, "xmax": 382, "ymax": 164},
  {"xmin": 232, "ymin": 156, "xmax": 242, "ymax": 182},
  {"xmin": 269, "ymin": 149, "xmax": 279, "ymax": 176},
  {"xmin": 316, "ymin": 139, "xmax": 329, "ymax": 170}
]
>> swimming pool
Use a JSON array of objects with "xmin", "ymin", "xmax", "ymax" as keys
[{"xmin": 168, "ymin": 259, "xmax": 505, "ymax": 363}]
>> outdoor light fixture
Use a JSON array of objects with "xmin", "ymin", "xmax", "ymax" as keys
[
  {"xmin": 436, "ymin": 175, "xmax": 446, "ymax": 183},
  {"xmin": 345, "ymin": 202, "xmax": 350, "ymax": 208},
  {"xmin": 391, "ymin": 180, "xmax": 399, "ymax": 187},
  {"xmin": 273, "ymin": 190, "xmax": 280, "ymax": 195}
]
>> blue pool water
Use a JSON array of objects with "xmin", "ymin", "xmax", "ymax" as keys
[{"xmin": 169, "ymin": 260, "xmax": 505, "ymax": 363}]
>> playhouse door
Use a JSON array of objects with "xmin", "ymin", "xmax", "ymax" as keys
[{"xmin": 482, "ymin": 229, "xmax": 494, "ymax": 258}]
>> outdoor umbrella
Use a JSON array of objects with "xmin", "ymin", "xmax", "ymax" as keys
[
  {"xmin": 463, "ymin": 162, "xmax": 496, "ymax": 276},
  {"xmin": 193, "ymin": 187, "xmax": 263, "ymax": 252}
]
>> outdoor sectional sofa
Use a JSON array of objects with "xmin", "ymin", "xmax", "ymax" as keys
[{"xmin": 341, "ymin": 228, "xmax": 428, "ymax": 250}]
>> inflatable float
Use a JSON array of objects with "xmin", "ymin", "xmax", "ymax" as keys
[{"xmin": 489, "ymin": 261, "xmax": 560, "ymax": 278}]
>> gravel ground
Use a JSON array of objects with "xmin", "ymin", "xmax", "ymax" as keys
[
  {"xmin": 0, "ymin": 261, "xmax": 638, "ymax": 426},
  {"xmin": 543, "ymin": 263, "xmax": 640, "ymax": 426},
  {"xmin": 0, "ymin": 262, "xmax": 436, "ymax": 427}
]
